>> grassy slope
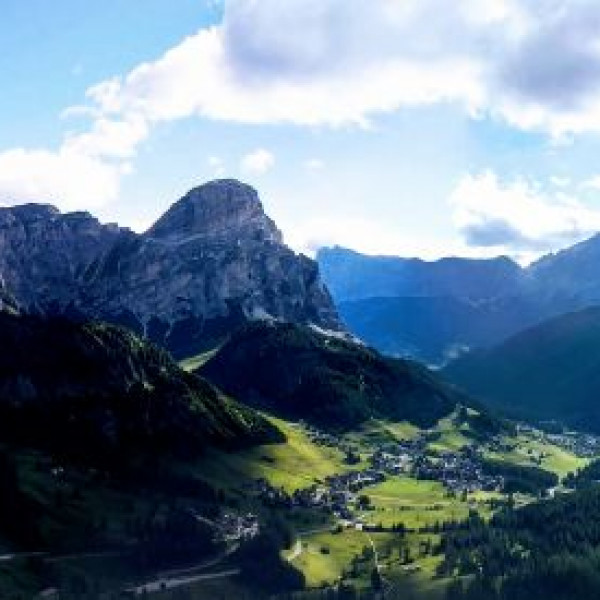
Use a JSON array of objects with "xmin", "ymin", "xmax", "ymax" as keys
[
  {"xmin": 196, "ymin": 417, "xmax": 351, "ymax": 492},
  {"xmin": 180, "ymin": 348, "xmax": 220, "ymax": 373},
  {"xmin": 485, "ymin": 434, "xmax": 588, "ymax": 478}
]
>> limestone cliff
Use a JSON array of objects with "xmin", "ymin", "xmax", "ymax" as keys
[{"xmin": 0, "ymin": 180, "xmax": 341, "ymax": 357}]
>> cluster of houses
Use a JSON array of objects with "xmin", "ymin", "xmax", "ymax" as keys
[
  {"xmin": 370, "ymin": 438, "xmax": 428, "ymax": 475},
  {"xmin": 413, "ymin": 449, "xmax": 504, "ymax": 494},
  {"xmin": 484, "ymin": 435, "xmax": 517, "ymax": 454},
  {"xmin": 247, "ymin": 467, "xmax": 386, "ymax": 516},
  {"xmin": 547, "ymin": 432, "xmax": 600, "ymax": 457},
  {"xmin": 516, "ymin": 423, "xmax": 600, "ymax": 458},
  {"xmin": 249, "ymin": 436, "xmax": 505, "ymax": 521},
  {"xmin": 213, "ymin": 512, "xmax": 260, "ymax": 543},
  {"xmin": 370, "ymin": 441, "xmax": 503, "ymax": 494}
]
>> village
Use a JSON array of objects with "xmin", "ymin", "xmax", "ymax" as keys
[
  {"xmin": 215, "ymin": 421, "xmax": 600, "ymax": 536},
  {"xmin": 212, "ymin": 511, "xmax": 260, "ymax": 543},
  {"xmin": 247, "ymin": 424, "xmax": 505, "ymax": 524},
  {"xmin": 516, "ymin": 423, "xmax": 600, "ymax": 458}
]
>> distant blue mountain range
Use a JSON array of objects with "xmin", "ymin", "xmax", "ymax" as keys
[{"xmin": 317, "ymin": 236, "xmax": 600, "ymax": 364}]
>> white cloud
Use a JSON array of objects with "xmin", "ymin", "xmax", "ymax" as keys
[
  {"xmin": 240, "ymin": 148, "xmax": 275, "ymax": 175},
  {"xmin": 0, "ymin": 148, "xmax": 122, "ymax": 211},
  {"xmin": 76, "ymin": 16, "xmax": 484, "ymax": 129},
  {"xmin": 550, "ymin": 175, "xmax": 571, "ymax": 188},
  {"xmin": 65, "ymin": 0, "xmax": 600, "ymax": 139},
  {"xmin": 63, "ymin": 116, "xmax": 149, "ymax": 159},
  {"xmin": 284, "ymin": 215, "xmax": 474, "ymax": 261},
  {"xmin": 582, "ymin": 175, "xmax": 600, "ymax": 190},
  {"xmin": 5, "ymin": 1, "xmax": 600, "ymax": 210},
  {"xmin": 450, "ymin": 170, "xmax": 600, "ymax": 259}
]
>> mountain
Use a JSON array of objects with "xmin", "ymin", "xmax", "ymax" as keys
[
  {"xmin": 0, "ymin": 204, "xmax": 125, "ymax": 308},
  {"xmin": 528, "ymin": 233, "xmax": 600, "ymax": 304},
  {"xmin": 318, "ymin": 246, "xmax": 539, "ymax": 363},
  {"xmin": 317, "ymin": 246, "xmax": 524, "ymax": 302},
  {"xmin": 199, "ymin": 320, "xmax": 468, "ymax": 430},
  {"xmin": 317, "ymin": 245, "xmax": 600, "ymax": 363},
  {"xmin": 443, "ymin": 306, "xmax": 600, "ymax": 431},
  {"xmin": 0, "ymin": 310, "xmax": 279, "ymax": 465},
  {"xmin": 0, "ymin": 179, "xmax": 340, "ymax": 358},
  {"xmin": 337, "ymin": 295, "xmax": 542, "ymax": 363}
]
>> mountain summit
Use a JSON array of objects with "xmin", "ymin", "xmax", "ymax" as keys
[
  {"xmin": 0, "ymin": 179, "xmax": 341, "ymax": 357},
  {"xmin": 148, "ymin": 179, "xmax": 283, "ymax": 244}
]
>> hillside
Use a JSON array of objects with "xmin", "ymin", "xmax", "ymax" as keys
[
  {"xmin": 440, "ymin": 486, "xmax": 600, "ymax": 600},
  {"xmin": 443, "ymin": 306, "xmax": 600, "ymax": 431},
  {"xmin": 0, "ymin": 311, "xmax": 279, "ymax": 465},
  {"xmin": 338, "ymin": 295, "xmax": 541, "ymax": 364},
  {"xmin": 529, "ymin": 232, "xmax": 600, "ymax": 303},
  {"xmin": 199, "ymin": 321, "xmax": 467, "ymax": 430}
]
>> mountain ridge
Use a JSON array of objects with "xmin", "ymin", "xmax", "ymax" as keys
[
  {"xmin": 317, "ymin": 243, "xmax": 600, "ymax": 362},
  {"xmin": 198, "ymin": 320, "xmax": 471, "ymax": 431},
  {"xmin": 0, "ymin": 179, "xmax": 341, "ymax": 358},
  {"xmin": 442, "ymin": 305, "xmax": 600, "ymax": 431}
]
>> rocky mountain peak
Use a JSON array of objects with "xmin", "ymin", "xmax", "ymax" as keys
[
  {"xmin": 147, "ymin": 179, "xmax": 283, "ymax": 245},
  {"xmin": 0, "ymin": 179, "xmax": 341, "ymax": 358},
  {"xmin": 0, "ymin": 203, "xmax": 61, "ymax": 226}
]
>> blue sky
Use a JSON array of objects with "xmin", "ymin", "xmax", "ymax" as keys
[{"xmin": 3, "ymin": 0, "xmax": 600, "ymax": 263}]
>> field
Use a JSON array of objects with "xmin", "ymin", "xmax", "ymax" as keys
[
  {"xmin": 486, "ymin": 434, "xmax": 589, "ymax": 478},
  {"xmin": 361, "ymin": 477, "xmax": 473, "ymax": 529},
  {"xmin": 426, "ymin": 413, "xmax": 473, "ymax": 453},
  {"xmin": 196, "ymin": 417, "xmax": 353, "ymax": 492},
  {"xmin": 292, "ymin": 527, "xmax": 448, "ymax": 598},
  {"xmin": 292, "ymin": 528, "xmax": 371, "ymax": 587}
]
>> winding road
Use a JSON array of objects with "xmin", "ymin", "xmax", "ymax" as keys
[{"xmin": 126, "ymin": 568, "xmax": 241, "ymax": 595}]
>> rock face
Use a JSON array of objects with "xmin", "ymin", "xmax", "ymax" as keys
[
  {"xmin": 0, "ymin": 180, "xmax": 341, "ymax": 357},
  {"xmin": 0, "ymin": 204, "xmax": 123, "ymax": 310}
]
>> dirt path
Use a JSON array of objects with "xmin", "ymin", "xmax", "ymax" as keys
[{"xmin": 286, "ymin": 539, "xmax": 303, "ymax": 561}]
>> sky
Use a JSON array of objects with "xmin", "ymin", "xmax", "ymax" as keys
[{"xmin": 4, "ymin": 1, "xmax": 600, "ymax": 263}]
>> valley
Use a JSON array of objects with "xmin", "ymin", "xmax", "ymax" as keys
[
  {"xmin": 191, "ymin": 412, "xmax": 594, "ymax": 598},
  {"xmin": 1, "ymin": 397, "xmax": 592, "ymax": 599},
  {"xmin": 1, "ymin": 180, "xmax": 600, "ymax": 600}
]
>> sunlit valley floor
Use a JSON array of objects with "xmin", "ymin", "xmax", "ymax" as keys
[{"xmin": 2, "ymin": 397, "xmax": 596, "ymax": 599}]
